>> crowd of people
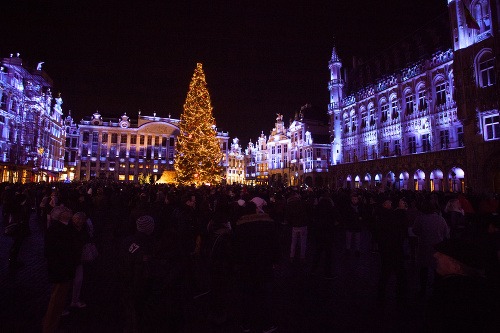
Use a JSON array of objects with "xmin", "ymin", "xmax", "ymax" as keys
[{"xmin": 1, "ymin": 181, "xmax": 499, "ymax": 332}]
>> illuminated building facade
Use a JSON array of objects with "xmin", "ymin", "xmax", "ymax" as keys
[
  {"xmin": 0, "ymin": 54, "xmax": 66, "ymax": 183},
  {"xmin": 65, "ymin": 111, "xmax": 229, "ymax": 182},
  {"xmin": 244, "ymin": 105, "xmax": 330, "ymax": 187},
  {"xmin": 227, "ymin": 137, "xmax": 245, "ymax": 184},
  {"xmin": 327, "ymin": 0, "xmax": 500, "ymax": 193}
]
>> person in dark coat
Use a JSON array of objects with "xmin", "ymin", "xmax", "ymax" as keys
[
  {"xmin": 119, "ymin": 215, "xmax": 156, "ymax": 333},
  {"xmin": 425, "ymin": 238, "xmax": 493, "ymax": 332},
  {"xmin": 342, "ymin": 193, "xmax": 365, "ymax": 257},
  {"xmin": 233, "ymin": 201, "xmax": 279, "ymax": 333},
  {"xmin": 311, "ymin": 192, "xmax": 339, "ymax": 279},
  {"xmin": 8, "ymin": 190, "xmax": 32, "ymax": 268},
  {"xmin": 375, "ymin": 199, "xmax": 408, "ymax": 300},
  {"xmin": 42, "ymin": 207, "xmax": 78, "ymax": 333}
]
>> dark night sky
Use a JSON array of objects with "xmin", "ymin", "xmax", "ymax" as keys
[{"xmin": 2, "ymin": 0, "xmax": 448, "ymax": 143}]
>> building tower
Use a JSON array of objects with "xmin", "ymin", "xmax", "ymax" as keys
[{"xmin": 328, "ymin": 47, "xmax": 344, "ymax": 165}]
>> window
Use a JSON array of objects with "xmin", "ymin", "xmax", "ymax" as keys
[
  {"xmin": 111, "ymin": 133, "xmax": 118, "ymax": 143},
  {"xmin": 371, "ymin": 145, "xmax": 377, "ymax": 159},
  {"xmin": 351, "ymin": 116, "xmax": 357, "ymax": 131},
  {"xmin": 435, "ymin": 83, "xmax": 446, "ymax": 105},
  {"xmin": 82, "ymin": 132, "xmax": 89, "ymax": 143},
  {"xmin": 361, "ymin": 112, "xmax": 367, "ymax": 128},
  {"xmin": 453, "ymin": 128, "xmax": 463, "ymax": 149},
  {"xmin": 409, "ymin": 136, "xmax": 417, "ymax": 154},
  {"xmin": 140, "ymin": 135, "xmax": 145, "ymax": 145},
  {"xmin": 92, "ymin": 132, "xmax": 99, "ymax": 143},
  {"xmin": 381, "ymin": 104, "xmax": 389, "ymax": 122},
  {"xmin": 121, "ymin": 134, "xmax": 127, "ymax": 144},
  {"xmin": 383, "ymin": 142, "xmax": 389, "ymax": 156},
  {"xmin": 277, "ymin": 145, "xmax": 281, "ymax": 154},
  {"xmin": 363, "ymin": 146, "xmax": 368, "ymax": 160},
  {"xmin": 422, "ymin": 134, "xmax": 431, "ymax": 152},
  {"xmin": 284, "ymin": 145, "xmax": 287, "ymax": 153},
  {"xmin": 418, "ymin": 91, "xmax": 427, "ymax": 110},
  {"xmin": 147, "ymin": 136, "xmax": 152, "ymax": 146},
  {"xmin": 391, "ymin": 100, "xmax": 398, "ymax": 119},
  {"xmin": 394, "ymin": 140, "xmax": 401, "ymax": 155},
  {"xmin": 440, "ymin": 130, "xmax": 450, "ymax": 149},
  {"xmin": 131, "ymin": 135, "xmax": 137, "ymax": 145},
  {"xmin": 479, "ymin": 58, "xmax": 496, "ymax": 87},
  {"xmin": 102, "ymin": 133, "xmax": 108, "ymax": 143},
  {"xmin": 484, "ymin": 115, "xmax": 500, "ymax": 140}
]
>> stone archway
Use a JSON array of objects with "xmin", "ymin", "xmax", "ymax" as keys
[
  {"xmin": 399, "ymin": 171, "xmax": 410, "ymax": 190},
  {"xmin": 448, "ymin": 167, "xmax": 465, "ymax": 193},
  {"xmin": 414, "ymin": 169, "xmax": 426, "ymax": 191},
  {"xmin": 430, "ymin": 169, "xmax": 444, "ymax": 192}
]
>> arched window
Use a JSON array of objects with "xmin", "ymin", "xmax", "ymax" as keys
[
  {"xmin": 404, "ymin": 90, "xmax": 414, "ymax": 115},
  {"xmin": 476, "ymin": 50, "xmax": 496, "ymax": 87}
]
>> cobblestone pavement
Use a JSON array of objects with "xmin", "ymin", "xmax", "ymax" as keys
[{"xmin": 1, "ymin": 211, "xmax": 427, "ymax": 333}]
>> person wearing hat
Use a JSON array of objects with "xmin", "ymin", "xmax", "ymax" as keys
[
  {"xmin": 425, "ymin": 238, "xmax": 493, "ymax": 332},
  {"xmin": 119, "ymin": 215, "xmax": 155, "ymax": 333}
]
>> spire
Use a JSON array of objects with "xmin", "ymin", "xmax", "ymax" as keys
[{"xmin": 331, "ymin": 47, "xmax": 341, "ymax": 63}]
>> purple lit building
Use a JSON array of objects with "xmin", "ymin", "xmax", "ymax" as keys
[
  {"xmin": 63, "ymin": 111, "xmax": 229, "ymax": 182},
  {"xmin": 327, "ymin": 0, "xmax": 500, "ymax": 193},
  {"xmin": 0, "ymin": 54, "xmax": 66, "ymax": 183}
]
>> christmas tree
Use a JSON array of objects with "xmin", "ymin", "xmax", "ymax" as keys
[{"xmin": 174, "ymin": 63, "xmax": 223, "ymax": 185}]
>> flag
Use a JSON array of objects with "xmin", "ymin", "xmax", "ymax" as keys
[{"xmin": 462, "ymin": 1, "xmax": 480, "ymax": 30}]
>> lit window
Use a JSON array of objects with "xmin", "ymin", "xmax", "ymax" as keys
[
  {"xmin": 435, "ymin": 83, "xmax": 446, "ymax": 105},
  {"xmin": 381, "ymin": 104, "xmax": 389, "ymax": 122},
  {"xmin": 484, "ymin": 115, "xmax": 500, "ymax": 140},
  {"xmin": 479, "ymin": 58, "xmax": 496, "ymax": 87},
  {"xmin": 422, "ymin": 134, "xmax": 431, "ymax": 152},
  {"xmin": 118, "ymin": 175, "xmax": 125, "ymax": 181},
  {"xmin": 440, "ymin": 130, "xmax": 450, "ymax": 149},
  {"xmin": 394, "ymin": 140, "xmax": 401, "ymax": 155},
  {"xmin": 408, "ymin": 136, "xmax": 417, "ymax": 154},
  {"xmin": 418, "ymin": 91, "xmax": 427, "ymax": 110},
  {"xmin": 383, "ymin": 142, "xmax": 389, "ymax": 156}
]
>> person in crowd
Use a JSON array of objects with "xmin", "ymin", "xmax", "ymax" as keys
[
  {"xmin": 311, "ymin": 191, "xmax": 338, "ymax": 279},
  {"xmin": 375, "ymin": 199, "xmax": 408, "ymax": 301},
  {"xmin": 7, "ymin": 189, "xmax": 32, "ymax": 269},
  {"xmin": 343, "ymin": 192, "xmax": 365, "ymax": 257},
  {"xmin": 425, "ymin": 238, "xmax": 493, "ymax": 332},
  {"xmin": 444, "ymin": 197, "xmax": 466, "ymax": 239},
  {"xmin": 119, "ymin": 215, "xmax": 156, "ymax": 333},
  {"xmin": 70, "ymin": 212, "xmax": 92, "ymax": 309},
  {"xmin": 285, "ymin": 190, "xmax": 309, "ymax": 264},
  {"xmin": 233, "ymin": 200, "xmax": 279, "ymax": 333},
  {"xmin": 206, "ymin": 198, "xmax": 233, "ymax": 325},
  {"xmin": 412, "ymin": 198, "xmax": 450, "ymax": 297},
  {"xmin": 42, "ymin": 207, "xmax": 78, "ymax": 333}
]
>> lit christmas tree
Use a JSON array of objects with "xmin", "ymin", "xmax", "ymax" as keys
[{"xmin": 174, "ymin": 63, "xmax": 223, "ymax": 185}]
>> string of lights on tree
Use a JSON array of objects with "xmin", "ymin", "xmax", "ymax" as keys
[{"xmin": 174, "ymin": 63, "xmax": 223, "ymax": 186}]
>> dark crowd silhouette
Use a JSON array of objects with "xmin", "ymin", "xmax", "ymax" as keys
[{"xmin": 1, "ymin": 181, "xmax": 499, "ymax": 333}]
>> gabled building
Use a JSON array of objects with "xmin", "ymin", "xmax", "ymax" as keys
[
  {"xmin": 0, "ymin": 54, "xmax": 65, "ymax": 183},
  {"xmin": 226, "ymin": 137, "xmax": 245, "ymax": 184},
  {"xmin": 289, "ymin": 104, "xmax": 330, "ymax": 187}
]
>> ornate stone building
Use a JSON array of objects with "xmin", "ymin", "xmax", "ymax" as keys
[
  {"xmin": 327, "ymin": 0, "xmax": 500, "ymax": 193},
  {"xmin": 64, "ymin": 111, "xmax": 229, "ymax": 183},
  {"xmin": 243, "ymin": 105, "xmax": 330, "ymax": 187},
  {"xmin": 226, "ymin": 137, "xmax": 245, "ymax": 184},
  {"xmin": 0, "ymin": 54, "xmax": 66, "ymax": 183}
]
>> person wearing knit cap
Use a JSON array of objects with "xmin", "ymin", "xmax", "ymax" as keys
[
  {"xmin": 136, "ymin": 215, "xmax": 154, "ymax": 235},
  {"xmin": 119, "ymin": 215, "xmax": 156, "ymax": 332},
  {"xmin": 425, "ymin": 238, "xmax": 493, "ymax": 332}
]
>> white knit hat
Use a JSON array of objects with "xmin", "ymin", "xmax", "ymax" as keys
[{"xmin": 136, "ymin": 215, "xmax": 154, "ymax": 235}]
